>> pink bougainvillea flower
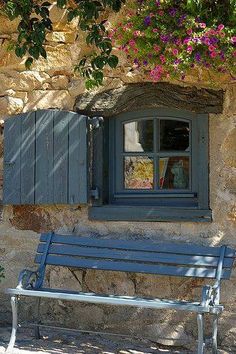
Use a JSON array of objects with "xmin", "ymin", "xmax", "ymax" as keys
[
  {"xmin": 158, "ymin": 10, "xmax": 164, "ymax": 16},
  {"xmin": 208, "ymin": 45, "xmax": 216, "ymax": 52},
  {"xmin": 133, "ymin": 30, "xmax": 141, "ymax": 37},
  {"xmin": 175, "ymin": 38, "xmax": 182, "ymax": 46},
  {"xmin": 217, "ymin": 24, "xmax": 224, "ymax": 31},
  {"xmin": 152, "ymin": 28, "xmax": 158, "ymax": 33},
  {"xmin": 187, "ymin": 45, "xmax": 193, "ymax": 53},
  {"xmin": 172, "ymin": 48, "xmax": 179, "ymax": 56},
  {"xmin": 153, "ymin": 44, "xmax": 161, "ymax": 52},
  {"xmin": 183, "ymin": 37, "xmax": 190, "ymax": 44},
  {"xmin": 186, "ymin": 28, "xmax": 192, "ymax": 35},
  {"xmin": 203, "ymin": 37, "xmax": 210, "ymax": 45},
  {"xmin": 231, "ymin": 36, "xmax": 236, "ymax": 43},
  {"xmin": 219, "ymin": 31, "xmax": 225, "ymax": 38},
  {"xmin": 129, "ymin": 39, "xmax": 136, "ymax": 47},
  {"xmin": 209, "ymin": 51, "xmax": 217, "ymax": 58},
  {"xmin": 160, "ymin": 54, "xmax": 166, "ymax": 63},
  {"xmin": 199, "ymin": 22, "xmax": 206, "ymax": 28}
]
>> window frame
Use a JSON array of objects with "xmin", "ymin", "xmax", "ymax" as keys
[{"xmin": 89, "ymin": 108, "xmax": 211, "ymax": 222}]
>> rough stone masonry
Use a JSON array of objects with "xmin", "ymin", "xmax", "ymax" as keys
[{"xmin": 0, "ymin": 2, "xmax": 235, "ymax": 351}]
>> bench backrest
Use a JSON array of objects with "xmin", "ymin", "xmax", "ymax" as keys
[{"xmin": 34, "ymin": 233, "xmax": 235, "ymax": 287}]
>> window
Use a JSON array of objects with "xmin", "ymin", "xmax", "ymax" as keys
[
  {"xmin": 90, "ymin": 108, "xmax": 211, "ymax": 221},
  {"xmin": 3, "ymin": 108, "xmax": 211, "ymax": 221}
]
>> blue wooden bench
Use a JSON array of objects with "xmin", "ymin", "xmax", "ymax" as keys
[{"xmin": 6, "ymin": 232, "xmax": 236, "ymax": 354}]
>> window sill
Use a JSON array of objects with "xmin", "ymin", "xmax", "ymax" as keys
[{"xmin": 89, "ymin": 206, "xmax": 212, "ymax": 222}]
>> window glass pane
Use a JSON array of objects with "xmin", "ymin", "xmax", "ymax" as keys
[
  {"xmin": 124, "ymin": 120, "xmax": 153, "ymax": 152},
  {"xmin": 124, "ymin": 156, "xmax": 153, "ymax": 189},
  {"xmin": 160, "ymin": 157, "xmax": 189, "ymax": 189},
  {"xmin": 160, "ymin": 120, "xmax": 190, "ymax": 151}
]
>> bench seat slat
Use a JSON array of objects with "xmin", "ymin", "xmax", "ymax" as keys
[
  {"xmin": 36, "ymin": 244, "xmax": 233, "ymax": 268},
  {"xmin": 40, "ymin": 234, "xmax": 235, "ymax": 257},
  {"xmin": 34, "ymin": 254, "xmax": 231, "ymax": 279},
  {"xmin": 6, "ymin": 288, "xmax": 223, "ymax": 314}
]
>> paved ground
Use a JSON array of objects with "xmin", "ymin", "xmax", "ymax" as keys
[
  {"xmin": 0, "ymin": 327, "xmax": 231, "ymax": 354},
  {"xmin": 0, "ymin": 327, "xmax": 191, "ymax": 354}
]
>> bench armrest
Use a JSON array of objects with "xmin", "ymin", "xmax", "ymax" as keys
[
  {"xmin": 17, "ymin": 269, "xmax": 39, "ymax": 290},
  {"xmin": 201, "ymin": 284, "xmax": 221, "ymax": 307}
]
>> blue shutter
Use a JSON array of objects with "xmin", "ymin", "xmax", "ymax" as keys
[{"xmin": 3, "ymin": 110, "xmax": 88, "ymax": 205}]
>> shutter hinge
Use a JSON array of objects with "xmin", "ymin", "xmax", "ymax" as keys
[
  {"xmin": 90, "ymin": 187, "xmax": 99, "ymax": 200},
  {"xmin": 88, "ymin": 116, "xmax": 104, "ymax": 129}
]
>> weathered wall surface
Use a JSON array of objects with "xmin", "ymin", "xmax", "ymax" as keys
[{"xmin": 0, "ymin": 2, "xmax": 235, "ymax": 351}]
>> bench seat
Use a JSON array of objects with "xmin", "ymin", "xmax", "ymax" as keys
[
  {"xmin": 5, "ymin": 232, "xmax": 236, "ymax": 354},
  {"xmin": 6, "ymin": 288, "xmax": 224, "ymax": 314}
]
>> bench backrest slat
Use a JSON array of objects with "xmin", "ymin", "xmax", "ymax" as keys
[
  {"xmin": 34, "ymin": 254, "xmax": 232, "ymax": 279},
  {"xmin": 40, "ymin": 233, "xmax": 235, "ymax": 257},
  {"xmin": 36, "ymin": 243, "xmax": 234, "ymax": 268},
  {"xmin": 34, "ymin": 233, "xmax": 235, "ymax": 281}
]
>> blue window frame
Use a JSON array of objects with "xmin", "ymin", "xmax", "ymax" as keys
[{"xmin": 89, "ymin": 108, "xmax": 212, "ymax": 222}]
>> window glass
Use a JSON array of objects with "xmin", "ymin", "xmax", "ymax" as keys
[
  {"xmin": 124, "ymin": 156, "xmax": 153, "ymax": 189},
  {"xmin": 159, "ymin": 157, "xmax": 189, "ymax": 189},
  {"xmin": 124, "ymin": 120, "xmax": 153, "ymax": 152},
  {"xmin": 160, "ymin": 120, "xmax": 189, "ymax": 151}
]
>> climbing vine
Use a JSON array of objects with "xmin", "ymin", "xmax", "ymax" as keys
[
  {"xmin": 111, "ymin": 0, "xmax": 236, "ymax": 82},
  {"xmin": 0, "ymin": 1, "xmax": 235, "ymax": 88}
]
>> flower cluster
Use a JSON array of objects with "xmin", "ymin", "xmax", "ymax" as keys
[{"xmin": 111, "ymin": 0, "xmax": 236, "ymax": 82}]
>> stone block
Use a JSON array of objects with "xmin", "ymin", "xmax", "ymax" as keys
[
  {"xmin": 135, "ymin": 274, "xmax": 172, "ymax": 298},
  {"xmin": 46, "ymin": 31, "xmax": 77, "ymax": 43},
  {"xmin": 23, "ymin": 89, "xmax": 74, "ymax": 111},
  {"xmin": 84, "ymin": 269, "xmax": 135, "ymax": 295},
  {"xmin": 0, "ymin": 71, "xmax": 50, "ymax": 94},
  {"xmin": 51, "ymin": 75, "xmax": 69, "ymax": 89},
  {"xmin": 49, "ymin": 266, "xmax": 82, "ymax": 291},
  {"xmin": 224, "ymin": 85, "xmax": 236, "ymax": 115},
  {"xmin": 0, "ymin": 96, "xmax": 23, "ymax": 117},
  {"xmin": 0, "ymin": 16, "xmax": 19, "ymax": 34},
  {"xmin": 49, "ymin": 3, "xmax": 79, "ymax": 31},
  {"xmin": 31, "ymin": 44, "xmax": 74, "ymax": 72}
]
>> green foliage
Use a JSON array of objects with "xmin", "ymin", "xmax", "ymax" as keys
[
  {"xmin": 0, "ymin": 266, "xmax": 4, "ymax": 282},
  {"xmin": 1, "ymin": 0, "xmax": 235, "ymax": 88},
  {"xmin": 2, "ymin": 0, "xmax": 124, "ymax": 88}
]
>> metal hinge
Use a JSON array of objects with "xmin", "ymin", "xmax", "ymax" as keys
[
  {"xmin": 88, "ymin": 116, "xmax": 104, "ymax": 129},
  {"xmin": 90, "ymin": 187, "xmax": 99, "ymax": 200}
]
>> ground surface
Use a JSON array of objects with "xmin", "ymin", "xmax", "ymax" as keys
[{"xmin": 0, "ymin": 327, "xmax": 232, "ymax": 354}]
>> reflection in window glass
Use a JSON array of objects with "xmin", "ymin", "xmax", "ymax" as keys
[
  {"xmin": 160, "ymin": 157, "xmax": 189, "ymax": 189},
  {"xmin": 124, "ymin": 120, "xmax": 153, "ymax": 152},
  {"xmin": 160, "ymin": 120, "xmax": 189, "ymax": 151},
  {"xmin": 124, "ymin": 156, "xmax": 153, "ymax": 189}
]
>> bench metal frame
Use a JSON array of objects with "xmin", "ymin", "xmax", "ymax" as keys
[{"xmin": 5, "ymin": 232, "xmax": 236, "ymax": 354}]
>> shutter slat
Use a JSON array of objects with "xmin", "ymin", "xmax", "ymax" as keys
[
  {"xmin": 35, "ymin": 110, "xmax": 54, "ymax": 204},
  {"xmin": 68, "ymin": 114, "xmax": 88, "ymax": 204},
  {"xmin": 53, "ymin": 111, "xmax": 69, "ymax": 203},
  {"xmin": 21, "ymin": 112, "xmax": 36, "ymax": 204},
  {"xmin": 3, "ymin": 116, "xmax": 21, "ymax": 204}
]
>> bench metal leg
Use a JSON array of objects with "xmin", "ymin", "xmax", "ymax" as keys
[
  {"xmin": 212, "ymin": 315, "xmax": 218, "ymax": 354},
  {"xmin": 6, "ymin": 295, "xmax": 18, "ymax": 353},
  {"xmin": 197, "ymin": 313, "xmax": 205, "ymax": 354},
  {"xmin": 34, "ymin": 298, "xmax": 41, "ymax": 340}
]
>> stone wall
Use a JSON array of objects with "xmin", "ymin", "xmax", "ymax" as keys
[{"xmin": 0, "ymin": 2, "xmax": 235, "ymax": 351}]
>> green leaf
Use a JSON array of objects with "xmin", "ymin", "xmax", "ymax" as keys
[
  {"xmin": 107, "ymin": 55, "xmax": 119, "ymax": 68},
  {"xmin": 25, "ymin": 57, "xmax": 34, "ymax": 69},
  {"xmin": 57, "ymin": 0, "xmax": 67, "ymax": 8}
]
